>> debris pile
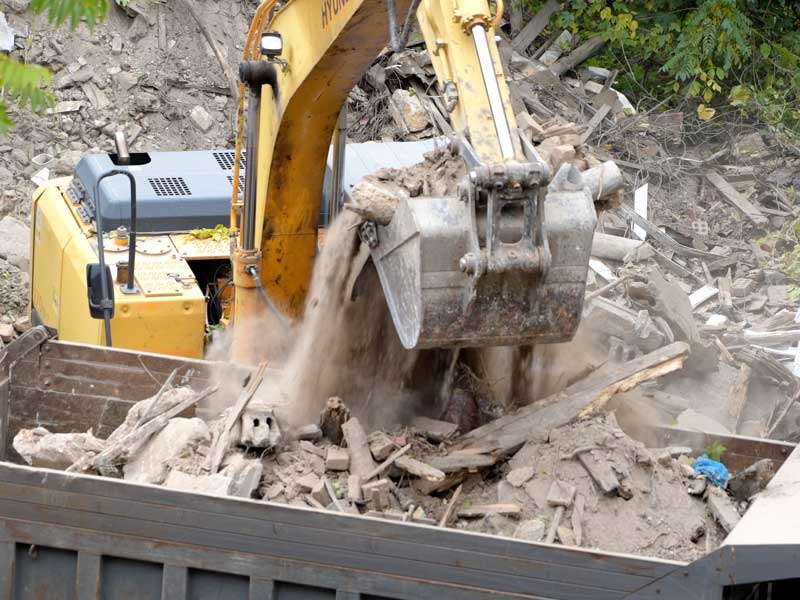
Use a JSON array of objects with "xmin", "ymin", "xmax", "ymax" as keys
[{"xmin": 11, "ymin": 349, "xmax": 776, "ymax": 562}]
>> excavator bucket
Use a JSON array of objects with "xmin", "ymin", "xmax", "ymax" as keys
[{"xmin": 367, "ymin": 164, "xmax": 599, "ymax": 349}]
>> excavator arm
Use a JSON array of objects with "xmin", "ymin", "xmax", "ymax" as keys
[{"xmin": 231, "ymin": 0, "xmax": 616, "ymax": 359}]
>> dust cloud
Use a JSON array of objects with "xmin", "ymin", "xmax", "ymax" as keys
[
  {"xmin": 251, "ymin": 210, "xmax": 449, "ymax": 431},
  {"xmin": 210, "ymin": 149, "xmax": 598, "ymax": 431}
]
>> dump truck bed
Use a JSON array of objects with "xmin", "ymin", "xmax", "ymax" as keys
[{"xmin": 0, "ymin": 330, "xmax": 798, "ymax": 599}]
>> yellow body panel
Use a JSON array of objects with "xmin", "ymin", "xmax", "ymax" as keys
[
  {"xmin": 418, "ymin": 0, "xmax": 522, "ymax": 161},
  {"xmin": 31, "ymin": 180, "xmax": 207, "ymax": 358},
  {"xmin": 233, "ymin": 0, "xmax": 519, "ymax": 358}
]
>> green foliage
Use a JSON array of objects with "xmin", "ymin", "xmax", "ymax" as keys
[
  {"xmin": 190, "ymin": 224, "xmax": 230, "ymax": 242},
  {"xmin": 0, "ymin": 0, "xmax": 109, "ymax": 133},
  {"xmin": 0, "ymin": 56, "xmax": 53, "ymax": 131},
  {"xmin": 704, "ymin": 442, "xmax": 727, "ymax": 462},
  {"xmin": 524, "ymin": 0, "xmax": 800, "ymax": 137},
  {"xmin": 31, "ymin": 0, "xmax": 109, "ymax": 30}
]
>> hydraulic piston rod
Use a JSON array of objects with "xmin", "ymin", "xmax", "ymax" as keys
[{"xmin": 470, "ymin": 24, "xmax": 515, "ymax": 160}]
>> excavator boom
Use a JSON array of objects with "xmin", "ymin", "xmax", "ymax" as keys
[{"xmin": 231, "ymin": 0, "xmax": 619, "ymax": 357}]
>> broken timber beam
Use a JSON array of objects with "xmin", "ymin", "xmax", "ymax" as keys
[
  {"xmin": 618, "ymin": 205, "xmax": 718, "ymax": 260},
  {"xmin": 452, "ymin": 342, "xmax": 690, "ymax": 458},
  {"xmin": 511, "ymin": 0, "xmax": 560, "ymax": 54},
  {"xmin": 728, "ymin": 363, "xmax": 752, "ymax": 434},
  {"xmin": 550, "ymin": 38, "xmax": 606, "ymax": 76},
  {"xmin": 705, "ymin": 170, "xmax": 768, "ymax": 226}
]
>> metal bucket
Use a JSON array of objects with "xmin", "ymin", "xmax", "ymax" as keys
[{"xmin": 369, "ymin": 165, "xmax": 598, "ymax": 349}]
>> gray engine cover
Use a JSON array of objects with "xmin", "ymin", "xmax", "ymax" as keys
[{"xmin": 71, "ymin": 150, "xmax": 245, "ymax": 232}]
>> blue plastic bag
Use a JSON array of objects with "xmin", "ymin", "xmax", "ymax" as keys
[{"xmin": 693, "ymin": 454, "xmax": 729, "ymax": 488}]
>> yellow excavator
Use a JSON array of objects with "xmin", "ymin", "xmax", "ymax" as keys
[{"xmin": 28, "ymin": 0, "xmax": 617, "ymax": 362}]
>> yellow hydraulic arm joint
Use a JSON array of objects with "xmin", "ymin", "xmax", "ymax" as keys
[
  {"xmin": 417, "ymin": 0, "xmax": 522, "ymax": 163},
  {"xmin": 230, "ymin": 0, "xmax": 523, "ymax": 361}
]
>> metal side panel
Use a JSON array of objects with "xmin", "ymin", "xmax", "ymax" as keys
[{"xmin": 0, "ymin": 463, "xmax": 689, "ymax": 600}]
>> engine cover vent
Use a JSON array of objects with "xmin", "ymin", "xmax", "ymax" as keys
[
  {"xmin": 149, "ymin": 177, "xmax": 191, "ymax": 197},
  {"xmin": 227, "ymin": 175, "xmax": 244, "ymax": 199},
  {"xmin": 212, "ymin": 150, "xmax": 246, "ymax": 171}
]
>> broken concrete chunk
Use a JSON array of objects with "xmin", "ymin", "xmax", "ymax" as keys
[
  {"xmin": 299, "ymin": 440, "xmax": 325, "ymax": 458},
  {"xmin": 394, "ymin": 455, "xmax": 445, "ymax": 482},
  {"xmin": 342, "ymin": 417, "xmax": 377, "ymax": 479},
  {"xmin": 189, "ymin": 105, "xmax": 214, "ymax": 132},
  {"xmin": 362, "ymin": 478, "xmax": 391, "ymax": 510},
  {"xmin": 222, "ymin": 455, "xmax": 263, "ymax": 498},
  {"xmin": 123, "ymin": 418, "xmax": 210, "ymax": 485},
  {"xmin": 513, "ymin": 518, "xmax": 547, "ymax": 542},
  {"xmin": 0, "ymin": 216, "xmax": 31, "ymax": 272},
  {"xmin": 688, "ymin": 477, "xmax": 707, "ymax": 496},
  {"xmin": 311, "ymin": 479, "xmax": 332, "ymax": 506},
  {"xmin": 368, "ymin": 431, "xmax": 395, "ymax": 461},
  {"xmin": 325, "ymin": 446, "xmax": 350, "ymax": 471},
  {"xmin": 679, "ymin": 463, "xmax": 697, "ymax": 479},
  {"xmin": 262, "ymin": 481, "xmax": 283, "ymax": 501},
  {"xmin": 728, "ymin": 458, "xmax": 775, "ymax": 501},
  {"xmin": 540, "ymin": 30, "xmax": 573, "ymax": 66},
  {"xmin": 348, "ymin": 178, "xmax": 409, "ymax": 225},
  {"xmin": 0, "ymin": 322, "xmax": 13, "ymax": 342},
  {"xmin": 731, "ymin": 277, "xmax": 757, "ymax": 298},
  {"xmin": 347, "ymin": 474, "xmax": 362, "ymax": 502},
  {"xmin": 163, "ymin": 471, "xmax": 233, "ymax": 496},
  {"xmin": 389, "ymin": 88, "xmax": 429, "ymax": 133},
  {"xmin": 12, "ymin": 315, "xmax": 30, "ymax": 334},
  {"xmin": 13, "ymin": 427, "xmax": 105, "ymax": 470},
  {"xmin": 546, "ymin": 480, "xmax": 576, "ymax": 508},
  {"xmin": 458, "ymin": 504, "xmax": 522, "ymax": 519},
  {"xmin": 707, "ymin": 487, "xmax": 741, "ymax": 533},
  {"xmin": 506, "ymin": 467, "xmax": 534, "ymax": 488},
  {"xmin": 557, "ymin": 526, "xmax": 576, "ymax": 546},
  {"xmin": 240, "ymin": 404, "xmax": 281, "ymax": 449},
  {"xmin": 296, "ymin": 472, "xmax": 320, "ymax": 493},
  {"xmin": 577, "ymin": 452, "xmax": 619, "ymax": 495},
  {"xmin": 411, "ymin": 416, "xmax": 458, "ymax": 443},
  {"xmin": 296, "ymin": 424, "xmax": 322, "ymax": 442}
]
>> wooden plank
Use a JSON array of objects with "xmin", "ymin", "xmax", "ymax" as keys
[
  {"xmin": 161, "ymin": 565, "xmax": 188, "ymax": 599},
  {"xmin": 208, "ymin": 363, "xmax": 267, "ymax": 473},
  {"xmin": 394, "ymin": 456, "xmax": 445, "ymax": 482},
  {"xmin": 453, "ymin": 342, "xmax": 690, "ymax": 457},
  {"xmin": 728, "ymin": 364, "xmax": 752, "ymax": 434},
  {"xmin": 425, "ymin": 452, "xmax": 495, "ymax": 473},
  {"xmin": 578, "ymin": 103, "xmax": 611, "ymax": 144},
  {"xmin": 550, "ymin": 38, "xmax": 606, "ymax": 76},
  {"xmin": 76, "ymin": 552, "xmax": 101, "ymax": 600},
  {"xmin": 618, "ymin": 205, "xmax": 717, "ymax": 260},
  {"xmin": 363, "ymin": 444, "xmax": 410, "ymax": 481},
  {"xmin": 343, "ymin": 418, "xmax": 379, "ymax": 480},
  {"xmin": 438, "ymin": 484, "xmax": 463, "ymax": 528},
  {"xmin": 511, "ymin": 0, "xmax": 560, "ymax": 53},
  {"xmin": 705, "ymin": 170, "xmax": 768, "ymax": 226}
]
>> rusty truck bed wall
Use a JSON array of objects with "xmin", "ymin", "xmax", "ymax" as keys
[
  {"xmin": 0, "ymin": 328, "xmax": 251, "ymax": 462},
  {"xmin": 0, "ymin": 329, "xmax": 799, "ymax": 599}
]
